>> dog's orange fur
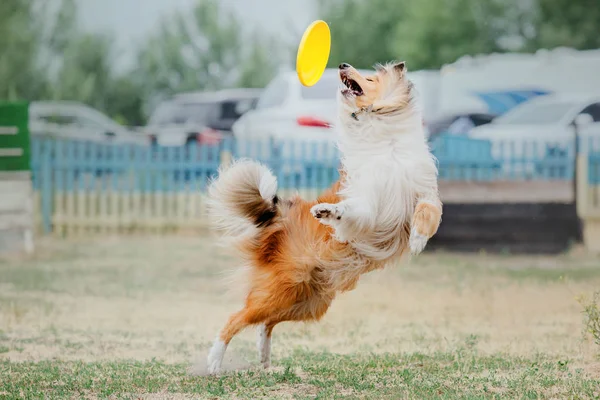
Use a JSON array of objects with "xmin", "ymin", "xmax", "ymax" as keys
[
  {"xmin": 217, "ymin": 180, "xmax": 442, "ymax": 345},
  {"xmin": 218, "ymin": 178, "xmax": 349, "ymax": 344}
]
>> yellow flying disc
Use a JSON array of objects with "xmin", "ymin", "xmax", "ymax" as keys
[{"xmin": 296, "ymin": 20, "xmax": 331, "ymax": 87}]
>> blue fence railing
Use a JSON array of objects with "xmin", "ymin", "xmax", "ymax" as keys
[
  {"xmin": 30, "ymin": 137, "xmax": 342, "ymax": 193},
  {"xmin": 429, "ymin": 134, "xmax": 581, "ymax": 181},
  {"xmin": 29, "ymin": 134, "xmax": 600, "ymax": 234},
  {"xmin": 30, "ymin": 134, "xmax": 600, "ymax": 195}
]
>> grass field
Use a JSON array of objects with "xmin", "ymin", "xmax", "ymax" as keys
[{"xmin": 1, "ymin": 236, "xmax": 599, "ymax": 399}]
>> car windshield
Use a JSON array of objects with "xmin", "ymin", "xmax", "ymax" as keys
[
  {"xmin": 494, "ymin": 101, "xmax": 575, "ymax": 125},
  {"xmin": 149, "ymin": 101, "xmax": 218, "ymax": 125},
  {"xmin": 300, "ymin": 74, "xmax": 340, "ymax": 100},
  {"xmin": 80, "ymin": 108, "xmax": 124, "ymax": 131}
]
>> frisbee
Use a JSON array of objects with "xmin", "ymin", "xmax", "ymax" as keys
[{"xmin": 296, "ymin": 20, "xmax": 331, "ymax": 87}]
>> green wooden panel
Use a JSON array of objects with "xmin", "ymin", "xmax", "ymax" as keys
[{"xmin": 0, "ymin": 102, "xmax": 30, "ymax": 171}]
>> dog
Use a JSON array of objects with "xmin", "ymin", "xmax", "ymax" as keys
[{"xmin": 205, "ymin": 61, "xmax": 442, "ymax": 374}]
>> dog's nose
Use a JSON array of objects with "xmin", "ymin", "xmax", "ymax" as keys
[{"xmin": 339, "ymin": 63, "xmax": 350, "ymax": 70}]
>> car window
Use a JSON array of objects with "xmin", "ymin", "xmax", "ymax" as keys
[
  {"xmin": 230, "ymin": 98, "xmax": 256, "ymax": 117},
  {"xmin": 182, "ymin": 103, "xmax": 219, "ymax": 124},
  {"xmin": 300, "ymin": 74, "xmax": 339, "ymax": 100},
  {"xmin": 149, "ymin": 101, "xmax": 218, "ymax": 125},
  {"xmin": 37, "ymin": 114, "xmax": 77, "ymax": 125},
  {"xmin": 471, "ymin": 114, "xmax": 495, "ymax": 126},
  {"xmin": 75, "ymin": 116, "xmax": 106, "ymax": 130},
  {"xmin": 580, "ymin": 103, "xmax": 600, "ymax": 122},
  {"xmin": 220, "ymin": 100, "xmax": 243, "ymax": 119},
  {"xmin": 256, "ymin": 77, "xmax": 289, "ymax": 109}
]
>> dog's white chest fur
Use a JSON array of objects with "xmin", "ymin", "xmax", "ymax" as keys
[{"xmin": 312, "ymin": 107, "xmax": 436, "ymax": 260}]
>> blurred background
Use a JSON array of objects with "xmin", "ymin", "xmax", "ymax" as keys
[
  {"xmin": 4, "ymin": 0, "xmax": 600, "ymax": 252},
  {"xmin": 1, "ymin": 0, "xmax": 600, "ymax": 251},
  {"xmin": 1, "ymin": 2, "xmax": 600, "ymax": 394},
  {"xmin": 2, "ymin": 0, "xmax": 599, "ymax": 128}
]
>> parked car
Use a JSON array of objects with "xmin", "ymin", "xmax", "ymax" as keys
[
  {"xmin": 426, "ymin": 112, "xmax": 497, "ymax": 142},
  {"xmin": 232, "ymin": 68, "xmax": 378, "ymax": 147},
  {"xmin": 29, "ymin": 101, "xmax": 147, "ymax": 145},
  {"xmin": 469, "ymin": 94, "xmax": 600, "ymax": 145},
  {"xmin": 232, "ymin": 68, "xmax": 433, "ymax": 151},
  {"xmin": 468, "ymin": 94, "xmax": 600, "ymax": 177},
  {"xmin": 145, "ymin": 89, "xmax": 261, "ymax": 147}
]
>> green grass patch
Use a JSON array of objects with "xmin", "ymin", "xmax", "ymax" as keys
[{"xmin": 1, "ymin": 351, "xmax": 597, "ymax": 399}]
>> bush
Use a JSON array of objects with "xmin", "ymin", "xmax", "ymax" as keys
[{"xmin": 578, "ymin": 291, "xmax": 600, "ymax": 348}]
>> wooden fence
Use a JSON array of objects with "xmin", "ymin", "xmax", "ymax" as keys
[
  {"xmin": 576, "ymin": 138, "xmax": 600, "ymax": 252},
  {"xmin": 30, "ymin": 137, "xmax": 340, "ymax": 235},
  {"xmin": 28, "ymin": 134, "xmax": 600, "ymax": 238}
]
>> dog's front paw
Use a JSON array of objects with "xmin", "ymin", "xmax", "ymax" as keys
[
  {"xmin": 310, "ymin": 203, "xmax": 343, "ymax": 225},
  {"xmin": 409, "ymin": 227, "xmax": 429, "ymax": 255}
]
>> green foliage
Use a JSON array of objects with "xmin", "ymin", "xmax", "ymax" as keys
[
  {"xmin": 1, "ymin": 351, "xmax": 598, "ymax": 398},
  {"xmin": 237, "ymin": 31, "xmax": 280, "ymax": 89},
  {"xmin": 2, "ymin": 0, "xmax": 599, "ymax": 125},
  {"xmin": 1, "ymin": 0, "xmax": 280, "ymax": 125},
  {"xmin": 50, "ymin": 33, "xmax": 114, "ymax": 111},
  {"xmin": 393, "ymin": 0, "xmax": 508, "ymax": 69},
  {"xmin": 104, "ymin": 76, "xmax": 146, "ymax": 127},
  {"xmin": 322, "ymin": 0, "xmax": 600, "ymax": 70},
  {"xmin": 578, "ymin": 291, "xmax": 600, "ymax": 348},
  {"xmin": 533, "ymin": 0, "xmax": 600, "ymax": 50},
  {"xmin": 40, "ymin": 0, "xmax": 79, "ymax": 55},
  {"xmin": 137, "ymin": 0, "xmax": 280, "ymax": 106},
  {"xmin": 322, "ymin": 0, "xmax": 407, "ymax": 69},
  {"xmin": 0, "ymin": 0, "xmax": 44, "ymax": 100}
]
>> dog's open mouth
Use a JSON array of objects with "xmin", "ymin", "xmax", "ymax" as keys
[{"xmin": 341, "ymin": 76, "xmax": 364, "ymax": 97}]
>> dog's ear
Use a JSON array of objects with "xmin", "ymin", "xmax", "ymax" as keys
[{"xmin": 393, "ymin": 61, "xmax": 406, "ymax": 72}]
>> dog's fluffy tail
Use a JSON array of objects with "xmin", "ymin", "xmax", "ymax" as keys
[{"xmin": 207, "ymin": 159, "xmax": 279, "ymax": 245}]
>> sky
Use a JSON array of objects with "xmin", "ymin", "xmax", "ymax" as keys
[{"xmin": 78, "ymin": 0, "xmax": 316, "ymax": 69}]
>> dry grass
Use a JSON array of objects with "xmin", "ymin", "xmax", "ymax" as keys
[{"xmin": 1, "ymin": 236, "xmax": 599, "ymax": 398}]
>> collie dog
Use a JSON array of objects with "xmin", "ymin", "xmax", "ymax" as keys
[{"xmin": 205, "ymin": 61, "xmax": 442, "ymax": 374}]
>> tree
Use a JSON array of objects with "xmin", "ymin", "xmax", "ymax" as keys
[
  {"xmin": 104, "ymin": 77, "xmax": 146, "ymax": 126},
  {"xmin": 0, "ymin": 0, "xmax": 46, "ymax": 100},
  {"xmin": 237, "ymin": 31, "xmax": 281, "ymax": 89},
  {"xmin": 322, "ymin": 0, "xmax": 600, "ymax": 71},
  {"xmin": 137, "ymin": 0, "xmax": 281, "ymax": 111},
  {"xmin": 49, "ymin": 34, "xmax": 114, "ymax": 111},
  {"xmin": 39, "ymin": 0, "xmax": 147, "ymax": 125},
  {"xmin": 530, "ymin": 0, "xmax": 600, "ymax": 50},
  {"xmin": 392, "ymin": 0, "xmax": 511, "ymax": 70},
  {"xmin": 321, "ymin": 0, "xmax": 407, "ymax": 69}
]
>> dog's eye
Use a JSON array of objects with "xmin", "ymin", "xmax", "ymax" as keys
[{"xmin": 366, "ymin": 78, "xmax": 373, "ymax": 82}]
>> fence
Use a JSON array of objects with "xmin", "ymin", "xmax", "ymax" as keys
[
  {"xmin": 30, "ymin": 137, "xmax": 341, "ymax": 235},
  {"xmin": 577, "ymin": 138, "xmax": 600, "ymax": 216},
  {"xmin": 29, "ymin": 133, "xmax": 600, "ymax": 236},
  {"xmin": 431, "ymin": 134, "xmax": 576, "ymax": 181}
]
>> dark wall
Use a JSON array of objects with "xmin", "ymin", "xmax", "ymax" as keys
[{"xmin": 428, "ymin": 203, "xmax": 582, "ymax": 254}]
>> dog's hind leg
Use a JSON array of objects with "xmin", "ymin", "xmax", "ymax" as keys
[
  {"xmin": 207, "ymin": 307, "xmax": 260, "ymax": 374},
  {"xmin": 257, "ymin": 322, "xmax": 276, "ymax": 368}
]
